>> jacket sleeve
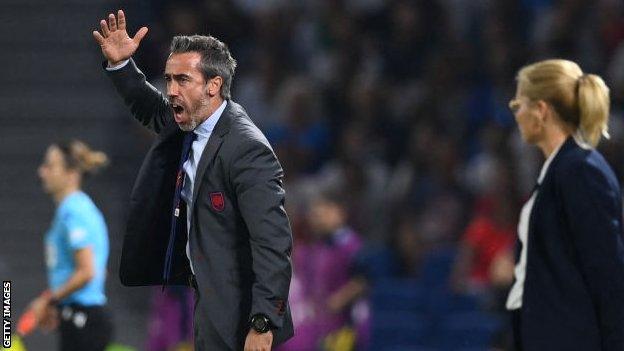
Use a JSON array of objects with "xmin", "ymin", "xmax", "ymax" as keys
[
  {"xmin": 230, "ymin": 137, "xmax": 293, "ymax": 329},
  {"xmin": 558, "ymin": 159, "xmax": 624, "ymax": 350},
  {"xmin": 104, "ymin": 58, "xmax": 172, "ymax": 133}
]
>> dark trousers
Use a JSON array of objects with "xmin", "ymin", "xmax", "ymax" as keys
[
  {"xmin": 511, "ymin": 309, "xmax": 523, "ymax": 351},
  {"xmin": 58, "ymin": 304, "xmax": 112, "ymax": 351},
  {"xmin": 191, "ymin": 275, "xmax": 234, "ymax": 351}
]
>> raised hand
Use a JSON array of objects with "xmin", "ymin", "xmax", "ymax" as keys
[{"xmin": 92, "ymin": 10, "xmax": 148, "ymax": 66}]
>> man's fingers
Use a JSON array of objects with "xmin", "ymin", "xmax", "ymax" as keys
[
  {"xmin": 99, "ymin": 20, "xmax": 110, "ymax": 37},
  {"xmin": 108, "ymin": 13, "xmax": 117, "ymax": 31},
  {"xmin": 117, "ymin": 9, "xmax": 126, "ymax": 30},
  {"xmin": 133, "ymin": 26, "xmax": 149, "ymax": 44},
  {"xmin": 92, "ymin": 30, "xmax": 105, "ymax": 44}
]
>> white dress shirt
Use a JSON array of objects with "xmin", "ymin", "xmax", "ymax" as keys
[
  {"xmin": 506, "ymin": 140, "xmax": 564, "ymax": 310},
  {"xmin": 180, "ymin": 100, "xmax": 227, "ymax": 273},
  {"xmin": 105, "ymin": 59, "xmax": 130, "ymax": 71}
]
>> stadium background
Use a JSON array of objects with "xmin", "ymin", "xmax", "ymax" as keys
[{"xmin": 2, "ymin": 0, "xmax": 624, "ymax": 350}]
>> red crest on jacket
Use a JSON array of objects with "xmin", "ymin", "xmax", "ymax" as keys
[{"xmin": 210, "ymin": 192, "xmax": 225, "ymax": 212}]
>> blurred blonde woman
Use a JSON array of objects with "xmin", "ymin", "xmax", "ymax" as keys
[
  {"xmin": 28, "ymin": 140, "xmax": 112, "ymax": 351},
  {"xmin": 506, "ymin": 59, "xmax": 624, "ymax": 351}
]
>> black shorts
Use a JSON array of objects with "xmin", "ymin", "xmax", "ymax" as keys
[{"xmin": 58, "ymin": 304, "xmax": 113, "ymax": 351}]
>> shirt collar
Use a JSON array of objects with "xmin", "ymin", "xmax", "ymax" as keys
[
  {"xmin": 194, "ymin": 100, "xmax": 227, "ymax": 138},
  {"xmin": 537, "ymin": 138, "xmax": 565, "ymax": 184}
]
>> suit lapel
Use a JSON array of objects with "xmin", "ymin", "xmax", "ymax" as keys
[
  {"xmin": 536, "ymin": 136, "xmax": 577, "ymax": 193},
  {"xmin": 528, "ymin": 136, "xmax": 577, "ymax": 236},
  {"xmin": 192, "ymin": 101, "xmax": 234, "ymax": 205}
]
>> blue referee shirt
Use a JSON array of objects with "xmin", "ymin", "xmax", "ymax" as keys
[{"xmin": 45, "ymin": 191, "xmax": 109, "ymax": 306}]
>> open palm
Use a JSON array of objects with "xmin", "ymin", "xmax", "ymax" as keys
[{"xmin": 92, "ymin": 10, "xmax": 148, "ymax": 66}]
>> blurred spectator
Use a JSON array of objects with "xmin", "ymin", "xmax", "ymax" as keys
[
  {"xmin": 133, "ymin": 0, "xmax": 624, "ymax": 349},
  {"xmin": 451, "ymin": 157, "xmax": 516, "ymax": 295},
  {"xmin": 453, "ymin": 124, "xmax": 519, "ymax": 296},
  {"xmin": 268, "ymin": 75, "xmax": 330, "ymax": 175},
  {"xmin": 145, "ymin": 287, "xmax": 194, "ymax": 351},
  {"xmin": 358, "ymin": 212, "xmax": 437, "ymax": 282},
  {"xmin": 314, "ymin": 123, "xmax": 389, "ymax": 241},
  {"xmin": 279, "ymin": 190, "xmax": 368, "ymax": 351}
]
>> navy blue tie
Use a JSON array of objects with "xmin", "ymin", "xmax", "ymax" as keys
[{"xmin": 163, "ymin": 132, "xmax": 196, "ymax": 285}]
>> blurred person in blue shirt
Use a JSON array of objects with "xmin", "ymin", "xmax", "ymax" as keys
[{"xmin": 27, "ymin": 140, "xmax": 112, "ymax": 351}]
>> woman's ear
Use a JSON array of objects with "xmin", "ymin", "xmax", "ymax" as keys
[
  {"xmin": 68, "ymin": 168, "xmax": 82, "ymax": 186},
  {"xmin": 535, "ymin": 100, "xmax": 550, "ymax": 124}
]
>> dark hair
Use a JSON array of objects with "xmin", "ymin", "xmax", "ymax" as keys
[{"xmin": 170, "ymin": 35, "xmax": 237, "ymax": 100}]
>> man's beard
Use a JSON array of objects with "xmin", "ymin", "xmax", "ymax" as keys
[
  {"xmin": 177, "ymin": 98, "xmax": 210, "ymax": 131},
  {"xmin": 178, "ymin": 114, "xmax": 201, "ymax": 131}
]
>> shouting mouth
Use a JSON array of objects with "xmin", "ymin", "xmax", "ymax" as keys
[{"xmin": 171, "ymin": 102, "xmax": 185, "ymax": 123}]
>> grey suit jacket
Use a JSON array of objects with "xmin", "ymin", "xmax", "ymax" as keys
[{"xmin": 106, "ymin": 58, "xmax": 294, "ymax": 348}]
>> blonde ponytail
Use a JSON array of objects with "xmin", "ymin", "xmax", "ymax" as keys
[
  {"xmin": 516, "ymin": 59, "xmax": 611, "ymax": 147},
  {"xmin": 577, "ymin": 74, "xmax": 610, "ymax": 147},
  {"xmin": 57, "ymin": 140, "xmax": 109, "ymax": 175}
]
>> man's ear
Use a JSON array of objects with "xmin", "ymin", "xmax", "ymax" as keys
[{"xmin": 207, "ymin": 76, "xmax": 223, "ymax": 97}]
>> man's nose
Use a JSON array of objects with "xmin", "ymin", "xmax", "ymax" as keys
[{"xmin": 167, "ymin": 82, "xmax": 179, "ymax": 98}]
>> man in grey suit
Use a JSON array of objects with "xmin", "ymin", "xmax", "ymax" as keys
[{"xmin": 92, "ymin": 10, "xmax": 294, "ymax": 351}]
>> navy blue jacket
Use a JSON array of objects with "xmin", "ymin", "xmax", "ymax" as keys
[{"xmin": 519, "ymin": 137, "xmax": 624, "ymax": 350}]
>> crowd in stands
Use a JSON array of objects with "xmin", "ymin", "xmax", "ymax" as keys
[{"xmin": 130, "ymin": 0, "xmax": 624, "ymax": 349}]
